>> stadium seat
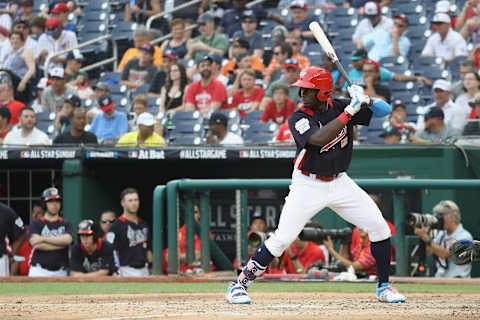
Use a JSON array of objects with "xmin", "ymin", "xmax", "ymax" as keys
[
  {"xmin": 391, "ymin": 92, "xmax": 423, "ymax": 105},
  {"xmin": 412, "ymin": 56, "xmax": 445, "ymax": 69},
  {"xmin": 387, "ymin": 81, "xmax": 416, "ymax": 92},
  {"xmin": 447, "ymin": 55, "xmax": 469, "ymax": 81},
  {"xmin": 391, "ymin": 3, "xmax": 425, "ymax": 15},
  {"xmin": 169, "ymin": 134, "xmax": 203, "ymax": 145},
  {"xmin": 170, "ymin": 122, "xmax": 204, "ymax": 137},
  {"xmin": 112, "ymin": 22, "xmax": 138, "ymax": 41},
  {"xmin": 418, "ymin": 67, "xmax": 449, "ymax": 81},
  {"xmin": 379, "ymin": 56, "xmax": 409, "ymax": 73},
  {"xmin": 171, "ymin": 111, "xmax": 203, "ymax": 125},
  {"xmin": 35, "ymin": 112, "xmax": 56, "ymax": 122},
  {"xmin": 243, "ymin": 122, "xmax": 278, "ymax": 144},
  {"xmin": 240, "ymin": 110, "xmax": 264, "ymax": 127},
  {"xmin": 216, "ymin": 109, "xmax": 241, "ymax": 126},
  {"xmin": 110, "ymin": 94, "xmax": 131, "ymax": 113}
]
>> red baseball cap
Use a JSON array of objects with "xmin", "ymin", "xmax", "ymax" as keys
[
  {"xmin": 365, "ymin": 59, "xmax": 380, "ymax": 70},
  {"xmin": 45, "ymin": 17, "xmax": 60, "ymax": 29},
  {"xmin": 98, "ymin": 95, "xmax": 115, "ymax": 112},
  {"xmin": 51, "ymin": 2, "xmax": 69, "ymax": 14},
  {"xmin": 394, "ymin": 14, "xmax": 409, "ymax": 26}
]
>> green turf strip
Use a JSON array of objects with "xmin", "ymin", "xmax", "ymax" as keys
[{"xmin": 0, "ymin": 282, "xmax": 479, "ymax": 295}]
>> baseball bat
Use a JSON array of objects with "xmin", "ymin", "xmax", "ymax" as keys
[{"xmin": 309, "ymin": 21, "xmax": 352, "ymax": 87}]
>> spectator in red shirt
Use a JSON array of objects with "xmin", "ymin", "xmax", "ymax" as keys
[
  {"xmin": 184, "ymin": 56, "xmax": 228, "ymax": 117},
  {"xmin": 261, "ymin": 84, "xmax": 295, "ymax": 125},
  {"xmin": 229, "ymin": 69, "xmax": 264, "ymax": 118},
  {"xmin": 0, "ymin": 74, "xmax": 25, "ymax": 125},
  {"xmin": 0, "ymin": 106, "xmax": 11, "ymax": 142},
  {"xmin": 281, "ymin": 236, "xmax": 326, "ymax": 274}
]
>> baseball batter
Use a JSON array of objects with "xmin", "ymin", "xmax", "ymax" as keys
[
  {"xmin": 29, "ymin": 187, "xmax": 73, "ymax": 277},
  {"xmin": 0, "ymin": 203, "xmax": 26, "ymax": 276},
  {"xmin": 227, "ymin": 66, "xmax": 405, "ymax": 304}
]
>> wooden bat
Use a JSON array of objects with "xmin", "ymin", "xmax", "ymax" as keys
[{"xmin": 309, "ymin": 21, "xmax": 352, "ymax": 87}]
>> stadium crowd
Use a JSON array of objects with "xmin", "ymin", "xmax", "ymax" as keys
[{"xmin": 0, "ymin": 0, "xmax": 478, "ymax": 147}]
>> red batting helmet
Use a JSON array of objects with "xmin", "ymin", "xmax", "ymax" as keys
[
  {"xmin": 77, "ymin": 219, "xmax": 99, "ymax": 241},
  {"xmin": 291, "ymin": 66, "xmax": 333, "ymax": 101},
  {"xmin": 41, "ymin": 187, "xmax": 62, "ymax": 202}
]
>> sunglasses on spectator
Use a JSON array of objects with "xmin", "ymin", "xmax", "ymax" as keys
[
  {"xmin": 273, "ymin": 51, "xmax": 282, "ymax": 55},
  {"xmin": 101, "ymin": 219, "xmax": 116, "ymax": 224},
  {"xmin": 287, "ymin": 41, "xmax": 300, "ymax": 46},
  {"xmin": 284, "ymin": 58, "xmax": 299, "ymax": 64},
  {"xmin": 46, "ymin": 27, "xmax": 57, "ymax": 32},
  {"xmin": 394, "ymin": 22, "xmax": 406, "ymax": 27},
  {"xmin": 242, "ymin": 20, "xmax": 255, "ymax": 24}
]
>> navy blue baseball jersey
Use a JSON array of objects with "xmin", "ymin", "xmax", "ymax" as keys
[
  {"xmin": 29, "ymin": 217, "xmax": 73, "ymax": 269},
  {"xmin": 288, "ymin": 97, "xmax": 372, "ymax": 176},
  {"xmin": 106, "ymin": 216, "xmax": 151, "ymax": 268},
  {"xmin": 70, "ymin": 239, "xmax": 116, "ymax": 274},
  {"xmin": 0, "ymin": 203, "xmax": 25, "ymax": 255}
]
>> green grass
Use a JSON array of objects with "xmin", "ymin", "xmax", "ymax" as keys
[{"xmin": 0, "ymin": 282, "xmax": 479, "ymax": 296}]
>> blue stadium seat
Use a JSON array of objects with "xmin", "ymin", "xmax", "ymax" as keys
[
  {"xmin": 169, "ymin": 134, "xmax": 203, "ymax": 145},
  {"xmin": 35, "ymin": 112, "xmax": 56, "ymax": 122},
  {"xmin": 216, "ymin": 109, "xmax": 241, "ymax": 126},
  {"xmin": 240, "ymin": 110, "xmax": 263, "ymax": 126},
  {"xmin": 379, "ymin": 56, "xmax": 409, "ymax": 72},
  {"xmin": 243, "ymin": 122, "xmax": 278, "ymax": 144},
  {"xmin": 447, "ymin": 55, "xmax": 469, "ymax": 81},
  {"xmin": 418, "ymin": 67, "xmax": 449, "ymax": 81},
  {"xmin": 170, "ymin": 122, "xmax": 204, "ymax": 136},
  {"xmin": 171, "ymin": 111, "xmax": 203, "ymax": 125},
  {"xmin": 412, "ymin": 56, "xmax": 445, "ymax": 69},
  {"xmin": 110, "ymin": 94, "xmax": 131, "ymax": 113},
  {"xmin": 386, "ymin": 81, "xmax": 416, "ymax": 92}
]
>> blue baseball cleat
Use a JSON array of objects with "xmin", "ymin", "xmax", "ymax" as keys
[
  {"xmin": 376, "ymin": 282, "xmax": 406, "ymax": 303},
  {"xmin": 226, "ymin": 281, "xmax": 252, "ymax": 304}
]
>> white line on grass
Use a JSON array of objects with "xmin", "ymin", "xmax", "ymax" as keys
[{"xmin": 89, "ymin": 312, "xmax": 244, "ymax": 320}]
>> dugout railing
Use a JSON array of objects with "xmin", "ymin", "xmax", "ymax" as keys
[{"xmin": 153, "ymin": 178, "xmax": 480, "ymax": 276}]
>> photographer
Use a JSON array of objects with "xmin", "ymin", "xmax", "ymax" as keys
[
  {"xmin": 282, "ymin": 226, "xmax": 326, "ymax": 274},
  {"xmin": 414, "ymin": 200, "xmax": 473, "ymax": 278}
]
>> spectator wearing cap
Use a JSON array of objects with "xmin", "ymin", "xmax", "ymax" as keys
[
  {"xmin": 225, "ymin": 52, "xmax": 263, "ymax": 96},
  {"xmin": 222, "ymin": 37, "xmax": 264, "ymax": 78},
  {"xmin": 186, "ymin": 12, "xmax": 229, "ymax": 62},
  {"xmin": 54, "ymin": 93, "xmax": 81, "ymax": 133},
  {"xmin": 232, "ymin": 10, "xmax": 264, "ymax": 59},
  {"xmin": 30, "ymin": 78, "xmax": 47, "ymax": 113},
  {"xmin": 379, "ymin": 125, "xmax": 402, "ymax": 144},
  {"xmin": 184, "ymin": 56, "xmax": 227, "ymax": 117},
  {"xmin": 220, "ymin": 0, "xmax": 286, "ymax": 39},
  {"xmin": 206, "ymin": 111, "xmax": 243, "ymax": 145},
  {"xmin": 0, "ymin": 106, "xmax": 11, "ymax": 143},
  {"xmin": 53, "ymin": 108, "xmax": 98, "ymax": 145},
  {"xmin": 117, "ymin": 112, "xmax": 165, "ymax": 147},
  {"xmin": 158, "ymin": 62, "xmax": 188, "ymax": 114},
  {"xmin": 229, "ymin": 69, "xmax": 265, "ymax": 118},
  {"xmin": 37, "ymin": 16, "xmax": 78, "ymax": 67},
  {"xmin": 389, "ymin": 100, "xmax": 416, "ymax": 136},
  {"xmin": 118, "ymin": 27, "xmax": 163, "ymax": 72},
  {"xmin": 204, "ymin": 52, "xmax": 229, "ymax": 87},
  {"xmin": 0, "ymin": 73, "xmax": 25, "ymax": 125},
  {"xmin": 411, "ymin": 107, "xmax": 458, "ymax": 144},
  {"xmin": 3, "ymin": 106, "xmax": 50, "ymax": 147},
  {"xmin": 41, "ymin": 67, "xmax": 77, "ymax": 113},
  {"xmin": 261, "ymin": 58, "xmax": 301, "ymax": 110},
  {"xmin": 2, "ymin": 30, "xmax": 35, "ymax": 103},
  {"xmin": 362, "ymin": 59, "xmax": 391, "ymax": 103},
  {"xmin": 352, "ymin": 1, "xmax": 393, "ymax": 48},
  {"xmin": 361, "ymin": 14, "xmax": 411, "ymax": 62},
  {"xmin": 89, "ymin": 95, "xmax": 128, "ymax": 145},
  {"xmin": 421, "ymin": 13, "xmax": 467, "ymax": 63},
  {"xmin": 50, "ymin": 2, "xmax": 76, "ymax": 33},
  {"xmin": 15, "ymin": 0, "xmax": 34, "ymax": 22},
  {"xmin": 416, "ymin": 79, "xmax": 470, "ymax": 135},
  {"xmin": 65, "ymin": 50, "xmax": 88, "ymax": 88},
  {"xmin": 464, "ymin": 95, "xmax": 480, "ymax": 135},
  {"xmin": 264, "ymin": 42, "xmax": 293, "ymax": 85},
  {"xmin": 120, "ymin": 43, "xmax": 158, "ymax": 91},
  {"xmin": 344, "ymin": 48, "xmax": 430, "ymax": 90},
  {"xmin": 148, "ymin": 49, "xmax": 177, "ymax": 98},
  {"xmin": 286, "ymin": 0, "xmax": 318, "ymax": 45},
  {"xmin": 160, "ymin": 18, "xmax": 188, "ymax": 60},
  {"xmin": 261, "ymin": 84, "xmax": 295, "ymax": 125},
  {"xmin": 285, "ymin": 30, "xmax": 310, "ymax": 70}
]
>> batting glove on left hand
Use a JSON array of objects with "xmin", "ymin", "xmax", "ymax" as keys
[{"xmin": 345, "ymin": 85, "xmax": 371, "ymax": 117}]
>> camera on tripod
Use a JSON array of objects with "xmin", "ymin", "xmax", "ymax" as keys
[
  {"xmin": 298, "ymin": 227, "xmax": 353, "ymax": 244},
  {"xmin": 407, "ymin": 212, "xmax": 443, "ymax": 230}
]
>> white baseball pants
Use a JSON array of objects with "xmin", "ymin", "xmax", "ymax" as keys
[
  {"xmin": 118, "ymin": 266, "xmax": 149, "ymax": 277},
  {"xmin": 28, "ymin": 264, "xmax": 67, "ymax": 277},
  {"xmin": 265, "ymin": 170, "xmax": 391, "ymax": 257},
  {"xmin": 0, "ymin": 254, "xmax": 9, "ymax": 277}
]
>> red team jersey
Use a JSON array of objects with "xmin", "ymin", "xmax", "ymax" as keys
[
  {"xmin": 184, "ymin": 79, "xmax": 227, "ymax": 114},
  {"xmin": 261, "ymin": 99, "xmax": 295, "ymax": 124},
  {"xmin": 281, "ymin": 242, "xmax": 325, "ymax": 274},
  {"xmin": 7, "ymin": 100, "xmax": 26, "ymax": 125},
  {"xmin": 276, "ymin": 122, "xmax": 293, "ymax": 142},
  {"xmin": 229, "ymin": 87, "xmax": 265, "ymax": 118}
]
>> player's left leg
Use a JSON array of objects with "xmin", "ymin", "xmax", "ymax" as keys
[{"xmin": 328, "ymin": 173, "xmax": 405, "ymax": 303}]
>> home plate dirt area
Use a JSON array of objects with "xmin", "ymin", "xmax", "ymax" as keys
[{"xmin": 1, "ymin": 291, "xmax": 480, "ymax": 320}]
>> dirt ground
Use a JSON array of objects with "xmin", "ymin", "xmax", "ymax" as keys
[{"xmin": 1, "ymin": 291, "xmax": 480, "ymax": 320}]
